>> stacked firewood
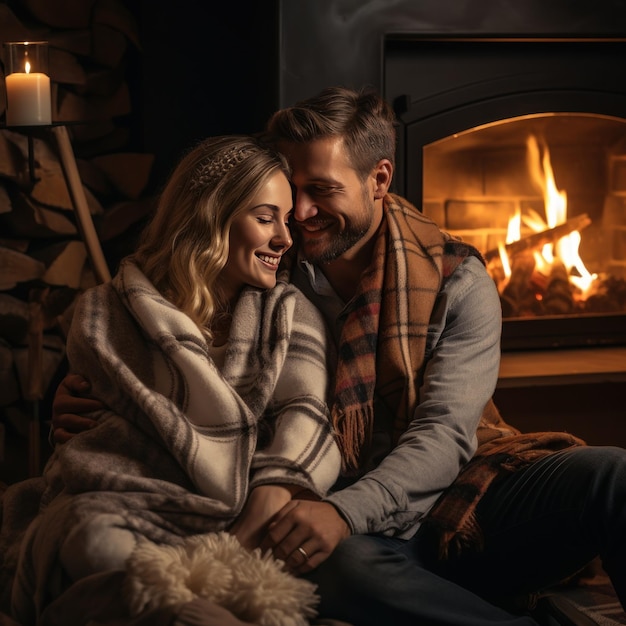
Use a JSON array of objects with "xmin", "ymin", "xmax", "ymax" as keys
[{"xmin": 0, "ymin": 0, "xmax": 156, "ymax": 469}]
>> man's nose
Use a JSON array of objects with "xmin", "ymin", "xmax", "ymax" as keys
[{"xmin": 293, "ymin": 190, "xmax": 318, "ymax": 221}]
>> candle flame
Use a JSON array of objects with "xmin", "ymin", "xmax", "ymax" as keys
[{"xmin": 25, "ymin": 60, "xmax": 31, "ymax": 74}]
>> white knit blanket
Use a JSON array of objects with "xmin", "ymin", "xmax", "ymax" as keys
[{"xmin": 9, "ymin": 258, "xmax": 340, "ymax": 624}]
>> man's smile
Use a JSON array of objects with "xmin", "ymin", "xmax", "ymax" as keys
[{"xmin": 298, "ymin": 219, "xmax": 334, "ymax": 233}]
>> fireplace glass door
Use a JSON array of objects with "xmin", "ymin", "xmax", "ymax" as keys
[{"xmin": 422, "ymin": 113, "xmax": 626, "ymax": 349}]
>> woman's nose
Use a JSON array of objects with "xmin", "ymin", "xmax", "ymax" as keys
[{"xmin": 273, "ymin": 220, "xmax": 293, "ymax": 249}]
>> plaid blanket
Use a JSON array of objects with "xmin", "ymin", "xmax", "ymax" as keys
[{"xmin": 7, "ymin": 258, "xmax": 340, "ymax": 624}]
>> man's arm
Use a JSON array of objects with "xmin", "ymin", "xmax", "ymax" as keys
[{"xmin": 51, "ymin": 373, "xmax": 101, "ymax": 443}]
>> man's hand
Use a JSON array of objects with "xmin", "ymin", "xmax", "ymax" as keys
[
  {"xmin": 51, "ymin": 373, "xmax": 101, "ymax": 443},
  {"xmin": 260, "ymin": 499, "xmax": 350, "ymax": 573}
]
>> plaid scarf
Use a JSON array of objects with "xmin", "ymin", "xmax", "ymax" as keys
[
  {"xmin": 427, "ymin": 422, "xmax": 584, "ymax": 559},
  {"xmin": 331, "ymin": 193, "xmax": 484, "ymax": 468},
  {"xmin": 330, "ymin": 193, "xmax": 584, "ymax": 554}
]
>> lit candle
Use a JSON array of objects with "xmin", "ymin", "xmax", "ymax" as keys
[{"xmin": 4, "ymin": 42, "xmax": 52, "ymax": 126}]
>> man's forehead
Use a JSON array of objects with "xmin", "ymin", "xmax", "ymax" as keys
[{"xmin": 282, "ymin": 137, "xmax": 350, "ymax": 175}]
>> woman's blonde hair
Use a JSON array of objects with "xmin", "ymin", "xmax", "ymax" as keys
[{"xmin": 133, "ymin": 135, "xmax": 291, "ymax": 340}]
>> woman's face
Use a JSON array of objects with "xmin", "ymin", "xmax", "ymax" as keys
[{"xmin": 219, "ymin": 171, "xmax": 293, "ymax": 302}]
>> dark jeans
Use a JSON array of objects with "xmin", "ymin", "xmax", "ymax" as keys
[{"xmin": 306, "ymin": 446, "xmax": 626, "ymax": 626}]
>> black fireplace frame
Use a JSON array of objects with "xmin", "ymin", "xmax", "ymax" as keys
[
  {"xmin": 385, "ymin": 37, "xmax": 626, "ymax": 205},
  {"xmin": 384, "ymin": 36, "xmax": 626, "ymax": 350},
  {"xmin": 278, "ymin": 1, "xmax": 626, "ymax": 108}
]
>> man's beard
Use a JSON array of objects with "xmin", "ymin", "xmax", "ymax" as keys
[
  {"xmin": 301, "ymin": 226, "xmax": 368, "ymax": 264},
  {"xmin": 301, "ymin": 193, "xmax": 374, "ymax": 265}
]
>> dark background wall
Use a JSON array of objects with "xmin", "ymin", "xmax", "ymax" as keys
[
  {"xmin": 131, "ymin": 0, "xmax": 626, "ymax": 190},
  {"xmin": 278, "ymin": 0, "xmax": 626, "ymax": 107},
  {"xmin": 129, "ymin": 0, "xmax": 279, "ymax": 188}
]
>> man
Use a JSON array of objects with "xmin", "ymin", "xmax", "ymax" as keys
[{"xmin": 52, "ymin": 87, "xmax": 626, "ymax": 626}]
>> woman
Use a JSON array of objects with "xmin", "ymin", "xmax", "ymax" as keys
[{"xmin": 9, "ymin": 136, "xmax": 341, "ymax": 626}]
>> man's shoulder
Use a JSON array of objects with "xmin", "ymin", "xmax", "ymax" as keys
[
  {"xmin": 440, "ymin": 254, "xmax": 499, "ymax": 319},
  {"xmin": 442, "ymin": 254, "xmax": 490, "ymax": 288}
]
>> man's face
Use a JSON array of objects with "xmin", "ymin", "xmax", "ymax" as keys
[{"xmin": 279, "ymin": 137, "xmax": 382, "ymax": 264}]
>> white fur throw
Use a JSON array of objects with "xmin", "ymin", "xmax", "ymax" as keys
[{"xmin": 124, "ymin": 532, "xmax": 319, "ymax": 626}]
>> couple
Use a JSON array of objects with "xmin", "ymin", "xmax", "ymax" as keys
[{"xmin": 37, "ymin": 87, "xmax": 626, "ymax": 625}]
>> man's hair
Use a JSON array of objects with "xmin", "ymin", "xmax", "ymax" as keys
[
  {"xmin": 134, "ymin": 135, "xmax": 290, "ymax": 340},
  {"xmin": 265, "ymin": 86, "xmax": 397, "ymax": 180}
]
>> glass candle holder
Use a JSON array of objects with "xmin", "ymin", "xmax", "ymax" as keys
[{"xmin": 4, "ymin": 41, "xmax": 52, "ymax": 126}]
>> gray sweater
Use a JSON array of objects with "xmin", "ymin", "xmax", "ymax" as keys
[{"xmin": 293, "ymin": 255, "xmax": 502, "ymax": 539}]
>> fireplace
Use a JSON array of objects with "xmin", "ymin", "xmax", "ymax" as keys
[
  {"xmin": 385, "ymin": 37, "xmax": 626, "ymax": 350},
  {"xmin": 277, "ymin": 2, "xmax": 626, "ymax": 351}
]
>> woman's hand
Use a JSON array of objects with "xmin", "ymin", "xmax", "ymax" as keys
[
  {"xmin": 230, "ymin": 484, "xmax": 303, "ymax": 551},
  {"xmin": 51, "ymin": 373, "xmax": 102, "ymax": 443}
]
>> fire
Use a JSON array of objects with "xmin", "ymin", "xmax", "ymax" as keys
[{"xmin": 498, "ymin": 134, "xmax": 597, "ymax": 299}]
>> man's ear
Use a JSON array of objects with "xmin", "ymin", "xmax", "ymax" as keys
[{"xmin": 371, "ymin": 159, "xmax": 393, "ymax": 199}]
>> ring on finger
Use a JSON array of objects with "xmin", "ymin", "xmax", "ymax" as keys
[{"xmin": 297, "ymin": 546, "xmax": 309, "ymax": 561}]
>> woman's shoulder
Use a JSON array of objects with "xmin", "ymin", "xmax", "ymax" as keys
[
  {"xmin": 241, "ymin": 282, "xmax": 324, "ymax": 328},
  {"xmin": 74, "ymin": 280, "xmax": 115, "ymax": 309}
]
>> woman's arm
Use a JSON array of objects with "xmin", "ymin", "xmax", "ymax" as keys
[
  {"xmin": 230, "ymin": 484, "xmax": 309, "ymax": 550},
  {"xmin": 232, "ymin": 288, "xmax": 341, "ymax": 550},
  {"xmin": 248, "ymin": 289, "xmax": 341, "ymax": 497}
]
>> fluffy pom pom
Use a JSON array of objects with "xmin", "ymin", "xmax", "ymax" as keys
[{"xmin": 124, "ymin": 532, "xmax": 318, "ymax": 626}]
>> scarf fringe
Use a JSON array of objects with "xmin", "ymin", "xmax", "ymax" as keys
[
  {"xmin": 333, "ymin": 406, "xmax": 374, "ymax": 471},
  {"xmin": 437, "ymin": 511, "xmax": 485, "ymax": 560}
]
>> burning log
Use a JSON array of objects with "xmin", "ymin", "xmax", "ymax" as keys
[
  {"xmin": 500, "ymin": 251, "xmax": 538, "ymax": 317},
  {"xmin": 484, "ymin": 213, "xmax": 592, "ymax": 263},
  {"xmin": 542, "ymin": 260, "xmax": 575, "ymax": 315}
]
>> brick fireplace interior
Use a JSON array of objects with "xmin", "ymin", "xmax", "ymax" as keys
[{"xmin": 421, "ymin": 113, "xmax": 626, "ymax": 346}]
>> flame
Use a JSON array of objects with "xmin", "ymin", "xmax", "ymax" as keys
[
  {"xmin": 25, "ymin": 60, "xmax": 31, "ymax": 74},
  {"xmin": 498, "ymin": 208, "xmax": 520, "ymax": 278},
  {"xmin": 506, "ymin": 208, "xmax": 521, "ymax": 244},
  {"xmin": 501, "ymin": 134, "xmax": 597, "ymax": 297}
]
